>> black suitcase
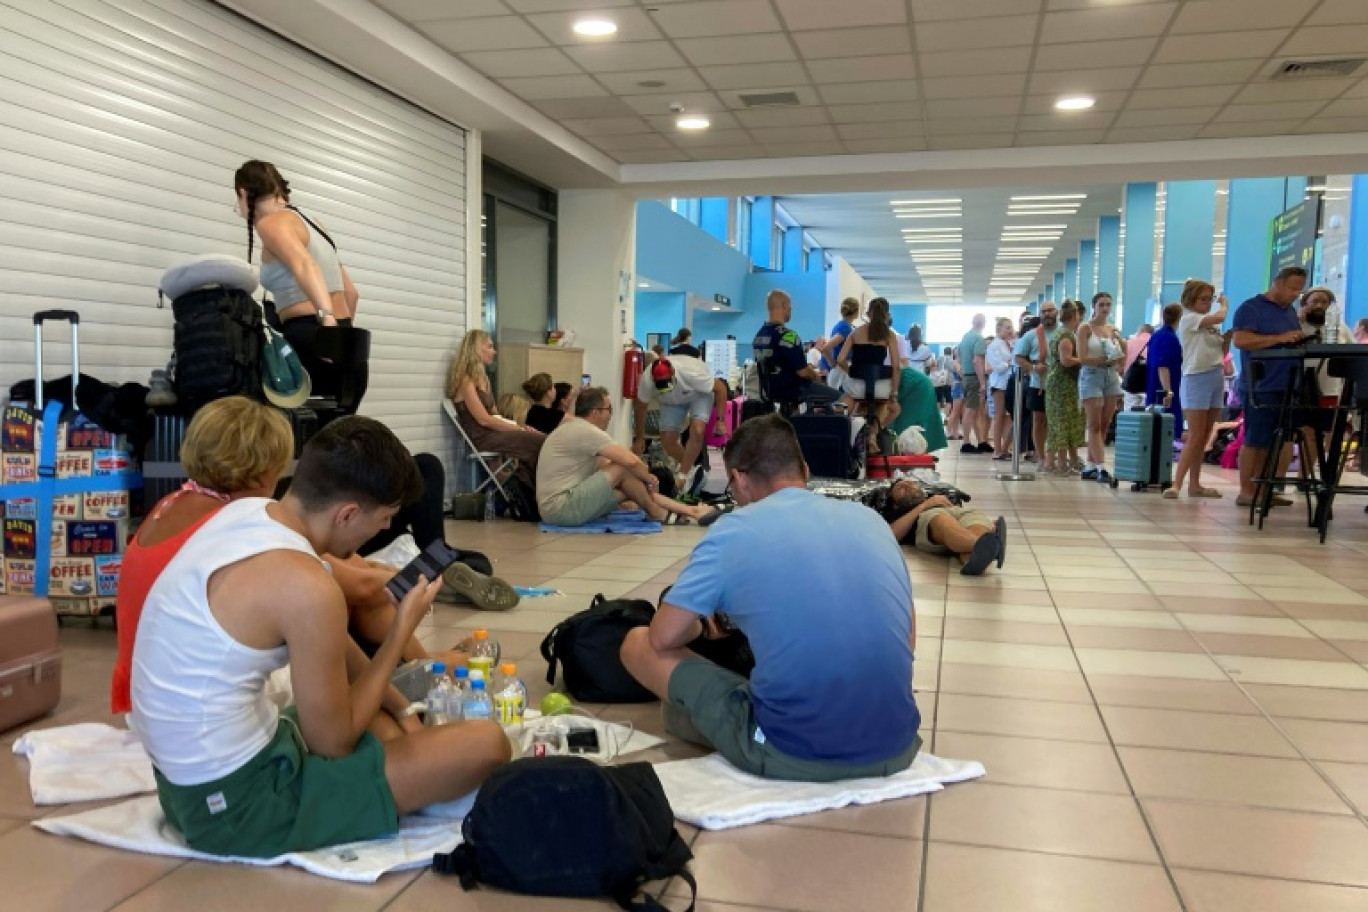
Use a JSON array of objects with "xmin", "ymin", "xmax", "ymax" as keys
[{"xmin": 791, "ymin": 414, "xmax": 854, "ymax": 479}]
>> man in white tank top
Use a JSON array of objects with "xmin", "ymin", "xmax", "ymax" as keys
[{"xmin": 131, "ymin": 417, "xmax": 511, "ymax": 858}]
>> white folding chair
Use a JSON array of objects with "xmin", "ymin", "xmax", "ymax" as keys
[{"xmin": 442, "ymin": 399, "xmax": 515, "ymax": 501}]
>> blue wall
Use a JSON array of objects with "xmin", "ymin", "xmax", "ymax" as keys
[
  {"xmin": 634, "ymin": 291, "xmax": 686, "ymax": 344},
  {"xmin": 1348, "ymin": 175, "xmax": 1368, "ymax": 329},
  {"xmin": 890, "ymin": 303, "xmax": 928, "ymax": 337},
  {"xmin": 635, "ymin": 201, "xmax": 749, "ymax": 305},
  {"xmin": 1121, "ymin": 182, "xmax": 1158, "ymax": 334},
  {"xmin": 1161, "ymin": 180, "xmax": 1217, "ymax": 305},
  {"xmin": 1225, "ymin": 178, "xmax": 1286, "ymax": 312},
  {"xmin": 692, "ymin": 271, "xmax": 829, "ymax": 360}
]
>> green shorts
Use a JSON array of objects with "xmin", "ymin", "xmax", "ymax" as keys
[
  {"xmin": 915, "ymin": 507, "xmax": 997, "ymax": 555},
  {"xmin": 153, "ymin": 708, "xmax": 398, "ymax": 858},
  {"xmin": 666, "ymin": 658, "xmax": 921, "ymax": 783},
  {"xmin": 961, "ymin": 376, "xmax": 983, "ymax": 410},
  {"xmin": 542, "ymin": 471, "xmax": 619, "ymax": 527}
]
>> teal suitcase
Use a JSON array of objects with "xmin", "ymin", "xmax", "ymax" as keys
[{"xmin": 1111, "ymin": 409, "xmax": 1174, "ymax": 491}]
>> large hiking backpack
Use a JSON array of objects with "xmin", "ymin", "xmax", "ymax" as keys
[{"xmin": 160, "ymin": 254, "xmax": 265, "ymax": 414}]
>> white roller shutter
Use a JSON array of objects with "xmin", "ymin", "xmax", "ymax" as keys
[{"xmin": 0, "ymin": 0, "xmax": 467, "ymax": 456}]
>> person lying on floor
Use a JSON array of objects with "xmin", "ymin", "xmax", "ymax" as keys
[
  {"xmin": 538, "ymin": 385, "xmax": 714, "ymax": 527},
  {"xmin": 111, "ymin": 398, "xmax": 501, "ymax": 715},
  {"xmin": 620, "ymin": 414, "xmax": 922, "ymax": 782},
  {"xmin": 877, "ymin": 478, "xmax": 1006, "ymax": 576},
  {"xmin": 130, "ymin": 415, "xmax": 511, "ymax": 858}
]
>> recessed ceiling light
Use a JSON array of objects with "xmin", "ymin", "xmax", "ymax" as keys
[
  {"xmin": 1011, "ymin": 194, "xmax": 1086, "ymax": 201},
  {"xmin": 573, "ymin": 17, "xmax": 618, "ymax": 37},
  {"xmin": 638, "ymin": 282, "xmax": 650, "ymax": 288},
  {"xmin": 676, "ymin": 115, "xmax": 710, "ymax": 130},
  {"xmin": 1003, "ymin": 224, "xmax": 1068, "ymax": 230},
  {"xmin": 1055, "ymin": 95, "xmax": 1096, "ymax": 111},
  {"xmin": 890, "ymin": 198, "xmax": 961, "ymax": 205},
  {"xmin": 896, "ymin": 213, "xmax": 960, "ymax": 219}
]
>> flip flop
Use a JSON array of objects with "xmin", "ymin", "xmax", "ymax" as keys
[
  {"xmin": 440, "ymin": 562, "xmax": 520, "ymax": 611},
  {"xmin": 698, "ymin": 504, "xmax": 736, "ymax": 527},
  {"xmin": 961, "ymin": 532, "xmax": 1000, "ymax": 576},
  {"xmin": 1189, "ymin": 487, "xmax": 1223, "ymax": 498},
  {"xmin": 994, "ymin": 516, "xmax": 1007, "ymax": 568},
  {"xmin": 1162, "ymin": 489, "xmax": 1179, "ymax": 500},
  {"xmin": 663, "ymin": 513, "xmax": 693, "ymax": 526}
]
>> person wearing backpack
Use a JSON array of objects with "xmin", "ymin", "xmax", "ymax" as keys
[{"xmin": 620, "ymin": 414, "xmax": 922, "ymax": 782}]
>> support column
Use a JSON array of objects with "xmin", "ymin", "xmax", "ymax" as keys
[
  {"xmin": 783, "ymin": 226, "xmax": 803, "ymax": 273},
  {"xmin": 699, "ymin": 198, "xmax": 728, "ymax": 244},
  {"xmin": 1064, "ymin": 258, "xmax": 1078, "ymax": 301},
  {"xmin": 1045, "ymin": 283, "xmax": 1054, "ymax": 301},
  {"xmin": 1121, "ymin": 182, "xmax": 1158, "ymax": 335},
  {"xmin": 1078, "ymin": 239, "xmax": 1097, "ymax": 305},
  {"xmin": 1096, "ymin": 215, "xmax": 1120, "ymax": 309},
  {"xmin": 1053, "ymin": 270, "xmax": 1065, "ymax": 299},
  {"xmin": 1160, "ymin": 180, "xmax": 1218, "ymax": 305},
  {"xmin": 749, "ymin": 196, "xmax": 775, "ymax": 269},
  {"xmin": 1343, "ymin": 175, "xmax": 1368, "ymax": 329},
  {"xmin": 806, "ymin": 246, "xmax": 825, "ymax": 273},
  {"xmin": 1225, "ymin": 178, "xmax": 1290, "ymax": 310}
]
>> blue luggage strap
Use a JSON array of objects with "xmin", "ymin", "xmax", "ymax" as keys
[{"xmin": 4, "ymin": 400, "xmax": 143, "ymax": 596}]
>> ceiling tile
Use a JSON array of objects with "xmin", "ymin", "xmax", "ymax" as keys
[
  {"xmin": 684, "ymin": 145, "xmax": 770, "ymax": 160},
  {"xmin": 564, "ymin": 40, "xmax": 686, "ymax": 72},
  {"xmin": 915, "ymin": 15, "xmax": 1040, "ymax": 52},
  {"xmin": 929, "ymin": 134, "xmax": 1015, "ymax": 150},
  {"xmin": 806, "ymin": 54, "xmax": 919, "ymax": 84},
  {"xmin": 827, "ymin": 101, "xmax": 923, "ymax": 123},
  {"xmin": 531, "ymin": 95, "xmax": 638, "ymax": 117},
  {"xmin": 1028, "ymin": 66, "xmax": 1143, "ymax": 95},
  {"xmin": 1042, "ymin": 3, "xmax": 1177, "ymax": 43},
  {"xmin": 1126, "ymin": 84, "xmax": 1241, "ymax": 108},
  {"xmin": 375, "ymin": 0, "xmax": 511, "ymax": 20},
  {"xmin": 717, "ymin": 85, "xmax": 823, "ymax": 108},
  {"xmin": 462, "ymin": 47, "xmax": 580, "ymax": 78},
  {"xmin": 1171, "ymin": 0, "xmax": 1316, "ymax": 34},
  {"xmin": 1197, "ymin": 121, "xmax": 1289, "ymax": 139},
  {"xmin": 775, "ymin": 0, "xmax": 907, "ymax": 31},
  {"xmin": 698, "ymin": 61, "xmax": 811, "ymax": 90},
  {"xmin": 1021, "ymin": 91, "xmax": 1128, "ymax": 114},
  {"xmin": 505, "ymin": 76, "xmax": 610, "ymax": 100},
  {"xmin": 927, "ymin": 117, "xmax": 1017, "ymax": 135},
  {"xmin": 643, "ymin": 110, "xmax": 741, "ymax": 131},
  {"xmin": 1346, "ymin": 78, "xmax": 1368, "ymax": 98},
  {"xmin": 595, "ymin": 68, "xmax": 708, "ymax": 95},
  {"xmin": 843, "ymin": 137, "xmax": 929, "ymax": 153},
  {"xmin": 1018, "ymin": 111, "xmax": 1113, "ymax": 131},
  {"xmin": 923, "ymin": 96, "xmax": 1021, "ymax": 118},
  {"xmin": 793, "ymin": 26, "xmax": 912, "ymax": 60},
  {"xmin": 1214, "ymin": 101, "xmax": 1319, "ymax": 123},
  {"xmin": 561, "ymin": 116, "xmax": 653, "ymax": 135},
  {"xmin": 591, "ymin": 132, "xmax": 675, "ymax": 151},
  {"xmin": 1016, "ymin": 129, "xmax": 1107, "ymax": 146},
  {"xmin": 1106, "ymin": 124, "xmax": 1205, "ymax": 143},
  {"xmin": 1308, "ymin": 0, "xmax": 1368, "ymax": 26},
  {"xmin": 418, "ymin": 16, "xmax": 547, "ymax": 52},
  {"xmin": 505, "ymin": 0, "xmax": 634, "ymax": 11},
  {"xmin": 612, "ymin": 148, "xmax": 690, "ymax": 163},
  {"xmin": 750, "ymin": 124, "xmax": 840, "ymax": 144},
  {"xmin": 733, "ymin": 106, "xmax": 831, "ymax": 128},
  {"xmin": 675, "ymin": 34, "xmax": 796, "ymax": 67},
  {"xmin": 622, "ymin": 91, "xmax": 725, "ymax": 116},
  {"xmin": 918, "ymin": 47, "xmax": 1033, "ymax": 78},
  {"xmin": 522, "ymin": 8, "xmax": 663, "ymax": 43},
  {"xmin": 760, "ymin": 142, "xmax": 849, "ymax": 158},
  {"xmin": 1319, "ymin": 97, "xmax": 1368, "ymax": 118},
  {"xmin": 1139, "ymin": 60, "xmax": 1265, "ymax": 88},
  {"xmin": 646, "ymin": 0, "xmax": 782, "ymax": 39},
  {"xmin": 922, "ymin": 73, "xmax": 1028, "ymax": 99},
  {"xmin": 1280, "ymin": 25, "xmax": 1368, "ymax": 58},
  {"xmin": 665, "ymin": 127, "xmax": 751, "ymax": 145},
  {"xmin": 1151, "ymin": 29, "xmax": 1292, "ymax": 65},
  {"xmin": 836, "ymin": 122, "xmax": 926, "ymax": 140},
  {"xmin": 1299, "ymin": 115, "xmax": 1368, "ymax": 133},
  {"xmin": 1112, "ymin": 106, "xmax": 1222, "ymax": 128},
  {"xmin": 818, "ymin": 80, "xmax": 920, "ymax": 104},
  {"xmin": 911, "ymin": 0, "xmax": 1042, "ymax": 22},
  {"xmin": 1033, "ymin": 37, "xmax": 1159, "ymax": 71},
  {"xmin": 1235, "ymin": 78, "xmax": 1358, "ymax": 104}
]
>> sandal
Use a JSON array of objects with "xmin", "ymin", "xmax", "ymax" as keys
[
  {"xmin": 1162, "ymin": 488, "xmax": 1179, "ymax": 500},
  {"xmin": 440, "ymin": 562, "xmax": 520, "ymax": 611},
  {"xmin": 698, "ymin": 504, "xmax": 736, "ymax": 527},
  {"xmin": 663, "ymin": 513, "xmax": 693, "ymax": 526},
  {"xmin": 1189, "ymin": 487, "xmax": 1223, "ymax": 498}
]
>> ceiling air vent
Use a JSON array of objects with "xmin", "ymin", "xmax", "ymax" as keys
[
  {"xmin": 1272, "ymin": 58, "xmax": 1366, "ymax": 79},
  {"xmin": 737, "ymin": 90, "xmax": 801, "ymax": 108}
]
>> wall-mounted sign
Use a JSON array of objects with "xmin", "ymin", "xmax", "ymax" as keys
[
  {"xmin": 1269, "ymin": 198, "xmax": 1320, "ymax": 281},
  {"xmin": 713, "ymin": 294, "xmax": 730, "ymax": 307}
]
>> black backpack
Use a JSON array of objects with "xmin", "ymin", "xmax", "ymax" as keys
[
  {"xmin": 433, "ymin": 757, "xmax": 695, "ymax": 911},
  {"xmin": 170, "ymin": 286, "xmax": 264, "ymax": 413},
  {"xmin": 541, "ymin": 595, "xmax": 658, "ymax": 703},
  {"xmin": 499, "ymin": 475, "xmax": 542, "ymax": 523}
]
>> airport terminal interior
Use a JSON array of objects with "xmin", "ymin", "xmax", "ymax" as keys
[{"xmin": 3, "ymin": 0, "xmax": 1368, "ymax": 910}]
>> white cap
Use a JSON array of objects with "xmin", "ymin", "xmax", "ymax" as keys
[{"xmin": 468, "ymin": 669, "xmax": 484, "ymax": 682}]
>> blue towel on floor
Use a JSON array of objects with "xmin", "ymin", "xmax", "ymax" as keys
[
  {"xmin": 539, "ymin": 509, "xmax": 662, "ymax": 534},
  {"xmin": 513, "ymin": 586, "xmax": 561, "ymax": 598}
]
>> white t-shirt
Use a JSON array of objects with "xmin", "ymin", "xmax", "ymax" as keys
[
  {"xmin": 906, "ymin": 342, "xmax": 935, "ymax": 373},
  {"xmin": 537, "ymin": 418, "xmax": 617, "ymax": 516},
  {"xmin": 1178, "ymin": 309, "xmax": 1225, "ymax": 376},
  {"xmin": 986, "ymin": 338, "xmax": 1014, "ymax": 390},
  {"xmin": 636, "ymin": 354, "xmax": 716, "ymax": 406}
]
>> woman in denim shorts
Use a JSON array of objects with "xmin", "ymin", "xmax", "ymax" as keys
[{"xmin": 1076, "ymin": 294, "xmax": 1125, "ymax": 482}]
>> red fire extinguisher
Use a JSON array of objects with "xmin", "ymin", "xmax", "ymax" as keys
[{"xmin": 622, "ymin": 344, "xmax": 644, "ymax": 400}]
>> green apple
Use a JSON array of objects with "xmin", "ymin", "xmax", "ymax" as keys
[{"xmin": 541, "ymin": 692, "xmax": 574, "ymax": 716}]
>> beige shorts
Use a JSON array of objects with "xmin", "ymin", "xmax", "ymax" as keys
[{"xmin": 915, "ymin": 506, "xmax": 996, "ymax": 554}]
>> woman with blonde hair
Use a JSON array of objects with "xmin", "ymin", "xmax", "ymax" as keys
[
  {"xmin": 986, "ymin": 317, "xmax": 1017, "ymax": 460},
  {"xmin": 837, "ymin": 297, "xmax": 903, "ymax": 446},
  {"xmin": 1046, "ymin": 302, "xmax": 1086, "ymax": 474},
  {"xmin": 446, "ymin": 330, "xmax": 545, "ymax": 487},
  {"xmin": 1076, "ymin": 292, "xmax": 1124, "ymax": 482},
  {"xmin": 1166, "ymin": 280, "xmax": 1229, "ymax": 499},
  {"xmin": 497, "ymin": 393, "xmax": 532, "ymax": 426}
]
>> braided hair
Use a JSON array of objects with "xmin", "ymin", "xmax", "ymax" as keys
[{"xmin": 233, "ymin": 160, "xmax": 290, "ymax": 262}]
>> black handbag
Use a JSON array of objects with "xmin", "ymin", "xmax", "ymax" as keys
[{"xmin": 1121, "ymin": 340, "xmax": 1149, "ymax": 395}]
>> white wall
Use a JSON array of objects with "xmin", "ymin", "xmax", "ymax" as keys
[
  {"xmin": 556, "ymin": 190, "xmax": 638, "ymax": 444},
  {"xmin": 824, "ymin": 255, "xmax": 882, "ymax": 330}
]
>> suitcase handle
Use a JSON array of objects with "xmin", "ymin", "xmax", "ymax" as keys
[
  {"xmin": 33, "ymin": 312, "xmax": 81, "ymax": 410},
  {"xmin": 33, "ymin": 310, "xmax": 80, "ymax": 325}
]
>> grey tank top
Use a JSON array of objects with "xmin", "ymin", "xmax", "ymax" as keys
[{"xmin": 258, "ymin": 209, "xmax": 344, "ymax": 307}]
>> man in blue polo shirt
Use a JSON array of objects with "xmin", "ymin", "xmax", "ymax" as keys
[
  {"xmin": 1232, "ymin": 266, "xmax": 1309, "ymax": 507},
  {"xmin": 752, "ymin": 290, "xmax": 840, "ymax": 409},
  {"xmin": 1014, "ymin": 301, "xmax": 1057, "ymax": 470},
  {"xmin": 619, "ymin": 414, "xmax": 921, "ymax": 781}
]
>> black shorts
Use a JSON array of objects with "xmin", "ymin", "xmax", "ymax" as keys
[
  {"xmin": 935, "ymin": 386, "xmax": 952, "ymax": 405},
  {"xmin": 1024, "ymin": 388, "xmax": 1046, "ymax": 412}
]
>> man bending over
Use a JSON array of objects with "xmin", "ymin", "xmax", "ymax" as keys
[
  {"xmin": 620, "ymin": 414, "xmax": 922, "ymax": 781},
  {"xmin": 879, "ymin": 479, "xmax": 1006, "ymax": 576},
  {"xmin": 131, "ymin": 416, "xmax": 510, "ymax": 858},
  {"xmin": 632, "ymin": 354, "xmax": 729, "ymax": 495}
]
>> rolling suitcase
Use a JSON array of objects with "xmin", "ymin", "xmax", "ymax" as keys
[
  {"xmin": 867, "ymin": 453, "xmax": 938, "ymax": 479},
  {"xmin": 791, "ymin": 413, "xmax": 855, "ymax": 479},
  {"xmin": 1110, "ymin": 408, "xmax": 1174, "ymax": 491},
  {"xmin": 0, "ymin": 595, "xmax": 62, "ymax": 732}
]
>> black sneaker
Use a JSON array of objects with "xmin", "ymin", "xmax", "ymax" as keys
[
  {"xmin": 976, "ymin": 442, "xmax": 994, "ymax": 454},
  {"xmin": 1096, "ymin": 469, "xmax": 1113, "ymax": 484},
  {"xmin": 1080, "ymin": 467, "xmax": 1099, "ymax": 481},
  {"xmin": 960, "ymin": 442, "xmax": 978, "ymax": 454},
  {"xmin": 961, "ymin": 532, "xmax": 1000, "ymax": 576},
  {"xmin": 684, "ymin": 464, "xmax": 706, "ymax": 497}
]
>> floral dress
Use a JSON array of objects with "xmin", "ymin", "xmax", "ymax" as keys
[{"xmin": 1045, "ymin": 328, "xmax": 1084, "ymax": 451}]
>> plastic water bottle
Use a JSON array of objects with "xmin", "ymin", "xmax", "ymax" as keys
[
  {"xmin": 483, "ymin": 491, "xmax": 496, "ymax": 522},
  {"xmin": 424, "ymin": 662, "xmax": 453, "ymax": 726},
  {"xmin": 468, "ymin": 629, "xmax": 499, "ymax": 683},
  {"xmin": 463, "ymin": 678, "xmax": 493, "ymax": 722},
  {"xmin": 448, "ymin": 666, "xmax": 472, "ymax": 721},
  {"xmin": 493, "ymin": 662, "xmax": 526, "ymax": 726}
]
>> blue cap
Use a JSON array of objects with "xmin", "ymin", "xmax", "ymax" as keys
[
  {"xmin": 433, "ymin": 662, "xmax": 446, "ymax": 674},
  {"xmin": 454, "ymin": 667, "xmax": 469, "ymax": 679},
  {"xmin": 472, "ymin": 679, "xmax": 486, "ymax": 690}
]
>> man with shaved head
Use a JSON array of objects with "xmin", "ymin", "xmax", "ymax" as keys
[{"xmin": 752, "ymin": 290, "xmax": 840, "ymax": 410}]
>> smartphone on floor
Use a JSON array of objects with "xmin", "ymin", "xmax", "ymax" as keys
[{"xmin": 385, "ymin": 540, "xmax": 463, "ymax": 602}]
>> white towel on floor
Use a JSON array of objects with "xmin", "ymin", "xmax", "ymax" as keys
[
  {"xmin": 655, "ymin": 751, "xmax": 985, "ymax": 830},
  {"xmin": 13, "ymin": 723, "xmax": 156, "ymax": 805},
  {"xmin": 34, "ymin": 796, "xmax": 464, "ymax": 883}
]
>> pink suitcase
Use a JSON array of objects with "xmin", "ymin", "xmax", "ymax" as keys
[
  {"xmin": 0, "ymin": 596, "xmax": 62, "ymax": 733},
  {"xmin": 705, "ymin": 398, "xmax": 744, "ymax": 447}
]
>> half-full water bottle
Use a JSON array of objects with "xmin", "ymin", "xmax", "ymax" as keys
[
  {"xmin": 493, "ymin": 662, "xmax": 526, "ymax": 726},
  {"xmin": 448, "ymin": 666, "xmax": 472, "ymax": 721},
  {"xmin": 468, "ymin": 629, "xmax": 500, "ymax": 683},
  {"xmin": 425, "ymin": 662, "xmax": 453, "ymax": 726},
  {"xmin": 463, "ymin": 678, "xmax": 493, "ymax": 722}
]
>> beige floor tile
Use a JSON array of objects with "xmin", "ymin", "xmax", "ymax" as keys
[
  {"xmin": 1118, "ymin": 746, "xmax": 1354, "ymax": 814},
  {"xmin": 1157, "ymin": 596, "xmax": 1284, "ymax": 617},
  {"xmin": 1201, "ymin": 632, "xmax": 1352, "ymax": 662},
  {"xmin": 675, "ymin": 825, "xmax": 921, "ymax": 912},
  {"xmin": 1174, "ymin": 870, "xmax": 1368, "ymax": 912},
  {"xmin": 1213, "ymin": 654, "xmax": 1368, "ymax": 689},
  {"xmin": 112, "ymin": 861, "xmax": 420, "ymax": 911},
  {"xmin": 388, "ymin": 871, "xmax": 652, "ymax": 910},
  {"xmin": 1141, "ymin": 569, "xmax": 1238, "ymax": 585},
  {"xmin": 1087, "ymin": 675, "xmax": 1259, "ymax": 715},
  {"xmin": 941, "ymin": 617, "xmax": 1070, "ymax": 646},
  {"xmin": 1329, "ymin": 639, "xmax": 1368, "ymax": 662},
  {"xmin": 949, "ymin": 588, "xmax": 1059, "ymax": 607},
  {"xmin": 1262, "ymin": 586, "xmax": 1368, "ymax": 605},
  {"xmin": 0, "ymin": 825, "xmax": 184, "ymax": 910},
  {"xmin": 928, "ymin": 781, "xmax": 1159, "ymax": 862},
  {"xmin": 1301, "ymin": 619, "xmax": 1368, "ymax": 641},
  {"xmin": 935, "ymin": 693, "xmax": 1108, "ymax": 743},
  {"xmin": 1147, "ymin": 581, "xmax": 1257, "ymax": 599},
  {"xmin": 776, "ymin": 793, "xmax": 928, "ymax": 839},
  {"xmin": 1058, "ymin": 608, "xmax": 1182, "ymax": 629},
  {"xmin": 1243, "ymin": 684, "xmax": 1368, "ymax": 722},
  {"xmin": 1274, "ymin": 717, "xmax": 1368, "ymax": 763},
  {"xmin": 1067, "ymin": 627, "xmax": 1206, "ymax": 653},
  {"xmin": 554, "ymin": 565, "xmax": 658, "ymax": 583},
  {"xmin": 1075, "ymin": 648, "xmax": 1226, "ymax": 681},
  {"xmin": 940, "ymin": 639, "xmax": 1079, "ymax": 672},
  {"xmin": 1047, "ymin": 578, "xmax": 1151, "ymax": 594},
  {"xmin": 1035, "ymin": 563, "xmax": 1139, "ymax": 580},
  {"xmin": 1232, "ymin": 572, "xmax": 1352, "ymax": 588},
  {"xmin": 1100, "ymin": 705, "xmax": 1299, "ymax": 758},
  {"xmin": 942, "ymin": 601, "xmax": 1059, "ymax": 624},
  {"xmin": 1143, "ymin": 799, "xmax": 1368, "ymax": 886},
  {"xmin": 936, "ymin": 664, "xmax": 1093, "ymax": 704},
  {"xmin": 949, "ymin": 574, "xmax": 1049, "ymax": 591},
  {"xmin": 1319, "ymin": 762, "xmax": 1368, "ymax": 815},
  {"xmin": 1174, "ymin": 614, "xmax": 1313, "ymax": 637},
  {"xmin": 936, "ymin": 732, "xmax": 1129, "ymax": 794},
  {"xmin": 922, "ymin": 843, "xmax": 1181, "ymax": 912}
]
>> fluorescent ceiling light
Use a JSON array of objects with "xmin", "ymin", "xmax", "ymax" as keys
[
  {"xmin": 1003, "ymin": 224, "xmax": 1068, "ymax": 230},
  {"xmin": 890, "ymin": 198, "xmax": 961, "ymax": 205},
  {"xmin": 895, "ymin": 210, "xmax": 960, "ymax": 217},
  {"xmin": 637, "ymin": 282, "xmax": 650, "ymax": 288},
  {"xmin": 676, "ymin": 115, "xmax": 711, "ymax": 130},
  {"xmin": 1011, "ymin": 194, "xmax": 1086, "ymax": 201},
  {"xmin": 901, "ymin": 227, "xmax": 962, "ymax": 232},
  {"xmin": 1009, "ymin": 202, "xmax": 1079, "ymax": 208},
  {"xmin": 572, "ymin": 17, "xmax": 618, "ymax": 36},
  {"xmin": 905, "ymin": 238, "xmax": 962, "ymax": 244},
  {"xmin": 1055, "ymin": 95, "xmax": 1096, "ymax": 111}
]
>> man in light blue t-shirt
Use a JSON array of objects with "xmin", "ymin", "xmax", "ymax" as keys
[
  {"xmin": 620, "ymin": 415, "xmax": 922, "ymax": 782},
  {"xmin": 1013, "ymin": 301, "xmax": 1057, "ymax": 470}
]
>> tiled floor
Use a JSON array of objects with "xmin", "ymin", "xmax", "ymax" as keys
[{"xmin": 5, "ymin": 447, "xmax": 1368, "ymax": 910}]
